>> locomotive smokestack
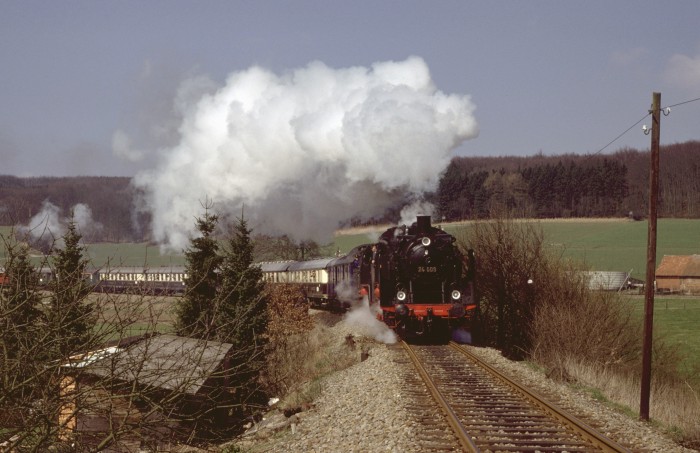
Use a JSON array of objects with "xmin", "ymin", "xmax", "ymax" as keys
[{"xmin": 416, "ymin": 215, "xmax": 431, "ymax": 235}]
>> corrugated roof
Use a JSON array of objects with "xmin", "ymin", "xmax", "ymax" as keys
[
  {"xmin": 656, "ymin": 255, "xmax": 700, "ymax": 278},
  {"xmin": 581, "ymin": 271, "xmax": 629, "ymax": 290},
  {"xmin": 82, "ymin": 334, "xmax": 233, "ymax": 395}
]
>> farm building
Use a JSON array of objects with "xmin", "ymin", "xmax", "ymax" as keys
[
  {"xmin": 59, "ymin": 334, "xmax": 236, "ymax": 451},
  {"xmin": 655, "ymin": 255, "xmax": 700, "ymax": 294},
  {"xmin": 581, "ymin": 271, "xmax": 631, "ymax": 291}
]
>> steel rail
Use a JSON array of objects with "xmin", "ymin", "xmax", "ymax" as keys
[
  {"xmin": 449, "ymin": 342, "xmax": 631, "ymax": 453},
  {"xmin": 400, "ymin": 341, "xmax": 480, "ymax": 452}
]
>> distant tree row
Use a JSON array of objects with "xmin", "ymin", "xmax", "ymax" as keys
[
  {"xmin": 2, "ymin": 141, "xmax": 700, "ymax": 244},
  {"xmin": 0, "ymin": 176, "xmax": 137, "ymax": 241},
  {"xmin": 437, "ymin": 140, "xmax": 700, "ymax": 220}
]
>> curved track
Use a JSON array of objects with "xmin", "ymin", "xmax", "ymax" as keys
[{"xmin": 400, "ymin": 341, "xmax": 630, "ymax": 452}]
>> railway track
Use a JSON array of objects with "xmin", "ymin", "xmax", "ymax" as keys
[{"xmin": 399, "ymin": 341, "xmax": 631, "ymax": 452}]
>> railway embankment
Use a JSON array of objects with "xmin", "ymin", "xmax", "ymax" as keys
[{"xmin": 227, "ymin": 310, "xmax": 695, "ymax": 453}]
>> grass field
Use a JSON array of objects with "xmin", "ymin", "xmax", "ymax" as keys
[
  {"xmin": 85, "ymin": 242, "xmax": 185, "ymax": 267},
  {"xmin": 333, "ymin": 218, "xmax": 700, "ymax": 281},
  {"xmin": 627, "ymin": 295, "xmax": 700, "ymax": 376},
  {"xmin": 5, "ymin": 218, "xmax": 700, "ymax": 276}
]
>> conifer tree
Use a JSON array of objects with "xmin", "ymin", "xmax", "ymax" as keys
[
  {"xmin": 0, "ymin": 238, "xmax": 43, "ymax": 400},
  {"xmin": 216, "ymin": 214, "xmax": 267, "ymax": 347},
  {"xmin": 176, "ymin": 207, "xmax": 222, "ymax": 338},
  {"xmin": 216, "ymin": 213, "xmax": 268, "ymax": 406},
  {"xmin": 48, "ymin": 218, "xmax": 96, "ymax": 359}
]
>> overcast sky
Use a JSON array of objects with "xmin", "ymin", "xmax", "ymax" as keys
[{"xmin": 1, "ymin": 1, "xmax": 699, "ymax": 177}]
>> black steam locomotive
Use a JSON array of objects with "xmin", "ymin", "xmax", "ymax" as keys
[
  {"xmin": 372, "ymin": 215, "xmax": 477, "ymax": 340},
  {"xmin": 259, "ymin": 216, "xmax": 478, "ymax": 341}
]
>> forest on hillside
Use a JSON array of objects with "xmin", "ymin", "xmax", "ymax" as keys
[
  {"xmin": 436, "ymin": 140, "xmax": 700, "ymax": 221},
  {"xmin": 1, "ymin": 140, "xmax": 699, "ymax": 242}
]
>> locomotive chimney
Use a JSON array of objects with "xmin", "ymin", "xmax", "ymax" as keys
[{"xmin": 416, "ymin": 215, "xmax": 431, "ymax": 235}]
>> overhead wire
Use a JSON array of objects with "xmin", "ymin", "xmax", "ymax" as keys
[
  {"xmin": 590, "ymin": 94, "xmax": 700, "ymax": 158},
  {"xmin": 591, "ymin": 113, "xmax": 650, "ymax": 156},
  {"xmin": 663, "ymin": 96, "xmax": 700, "ymax": 110}
]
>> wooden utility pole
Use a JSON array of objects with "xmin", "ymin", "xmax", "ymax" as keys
[{"xmin": 640, "ymin": 92, "xmax": 661, "ymax": 421}]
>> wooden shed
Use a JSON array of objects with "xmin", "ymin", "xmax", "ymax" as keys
[
  {"xmin": 60, "ymin": 334, "xmax": 235, "ymax": 451},
  {"xmin": 655, "ymin": 255, "xmax": 700, "ymax": 294}
]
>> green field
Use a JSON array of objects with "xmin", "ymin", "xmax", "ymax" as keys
[
  {"xmin": 84, "ymin": 242, "xmax": 185, "ymax": 268},
  {"xmin": 5, "ymin": 219, "xmax": 700, "ymax": 276},
  {"xmin": 628, "ymin": 295, "xmax": 700, "ymax": 376},
  {"xmin": 333, "ymin": 218, "xmax": 700, "ymax": 281}
]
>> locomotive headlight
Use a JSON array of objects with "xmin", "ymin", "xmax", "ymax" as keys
[
  {"xmin": 451, "ymin": 290, "xmax": 462, "ymax": 300},
  {"xmin": 396, "ymin": 290, "xmax": 407, "ymax": 301},
  {"xmin": 421, "ymin": 237, "xmax": 431, "ymax": 247}
]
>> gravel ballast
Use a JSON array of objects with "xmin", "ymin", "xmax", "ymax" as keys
[{"xmin": 234, "ymin": 312, "xmax": 696, "ymax": 453}]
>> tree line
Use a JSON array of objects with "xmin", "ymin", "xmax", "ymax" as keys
[
  {"xmin": 1, "ymin": 140, "xmax": 699, "ymax": 244},
  {"xmin": 437, "ymin": 140, "xmax": 700, "ymax": 220}
]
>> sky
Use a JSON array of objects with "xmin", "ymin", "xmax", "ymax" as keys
[
  {"xmin": 2, "ymin": 1, "xmax": 700, "ymax": 247},
  {"xmin": 1, "ymin": 1, "xmax": 699, "ymax": 178}
]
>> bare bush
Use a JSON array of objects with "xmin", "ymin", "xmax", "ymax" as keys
[
  {"xmin": 460, "ymin": 218, "xmax": 700, "ymax": 445},
  {"xmin": 462, "ymin": 218, "xmax": 550, "ymax": 358},
  {"xmin": 261, "ymin": 284, "xmax": 358, "ymax": 411}
]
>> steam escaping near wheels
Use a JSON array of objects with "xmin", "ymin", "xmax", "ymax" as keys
[
  {"xmin": 344, "ymin": 296, "xmax": 398, "ymax": 345},
  {"xmin": 129, "ymin": 57, "xmax": 478, "ymax": 251}
]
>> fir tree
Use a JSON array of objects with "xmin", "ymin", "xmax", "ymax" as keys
[
  {"xmin": 216, "ymin": 214, "xmax": 268, "ymax": 347},
  {"xmin": 47, "ymin": 218, "xmax": 96, "ymax": 359},
  {"xmin": 216, "ymin": 213, "xmax": 268, "ymax": 407},
  {"xmin": 176, "ymin": 208, "xmax": 222, "ymax": 338},
  {"xmin": 0, "ymin": 238, "xmax": 43, "ymax": 400}
]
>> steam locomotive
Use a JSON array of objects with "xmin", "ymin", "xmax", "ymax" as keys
[{"xmin": 259, "ymin": 216, "xmax": 478, "ymax": 340}]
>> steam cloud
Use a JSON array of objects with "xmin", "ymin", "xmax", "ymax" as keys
[
  {"xmin": 131, "ymin": 57, "xmax": 478, "ymax": 250},
  {"xmin": 18, "ymin": 200, "xmax": 102, "ymax": 247},
  {"xmin": 344, "ymin": 296, "xmax": 397, "ymax": 344}
]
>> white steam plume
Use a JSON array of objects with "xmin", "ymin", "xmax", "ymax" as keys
[
  {"xmin": 333, "ymin": 280, "xmax": 396, "ymax": 344},
  {"xmin": 72, "ymin": 203, "xmax": 103, "ymax": 240},
  {"xmin": 18, "ymin": 201, "xmax": 101, "ymax": 247},
  {"xmin": 132, "ymin": 57, "xmax": 478, "ymax": 250},
  {"xmin": 20, "ymin": 200, "xmax": 65, "ymax": 242},
  {"xmin": 344, "ymin": 296, "xmax": 397, "ymax": 344},
  {"xmin": 399, "ymin": 199, "xmax": 436, "ymax": 227}
]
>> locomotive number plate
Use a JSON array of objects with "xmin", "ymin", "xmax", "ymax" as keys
[{"xmin": 417, "ymin": 266, "xmax": 437, "ymax": 273}]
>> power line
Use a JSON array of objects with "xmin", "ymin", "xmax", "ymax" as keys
[
  {"xmin": 663, "ymin": 96, "xmax": 700, "ymax": 109},
  {"xmin": 591, "ymin": 94, "xmax": 700, "ymax": 158},
  {"xmin": 592, "ymin": 113, "xmax": 650, "ymax": 156}
]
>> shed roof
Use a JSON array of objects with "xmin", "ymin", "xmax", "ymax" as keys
[
  {"xmin": 656, "ymin": 255, "xmax": 700, "ymax": 278},
  {"xmin": 81, "ymin": 334, "xmax": 233, "ymax": 395},
  {"xmin": 581, "ymin": 271, "xmax": 630, "ymax": 291}
]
